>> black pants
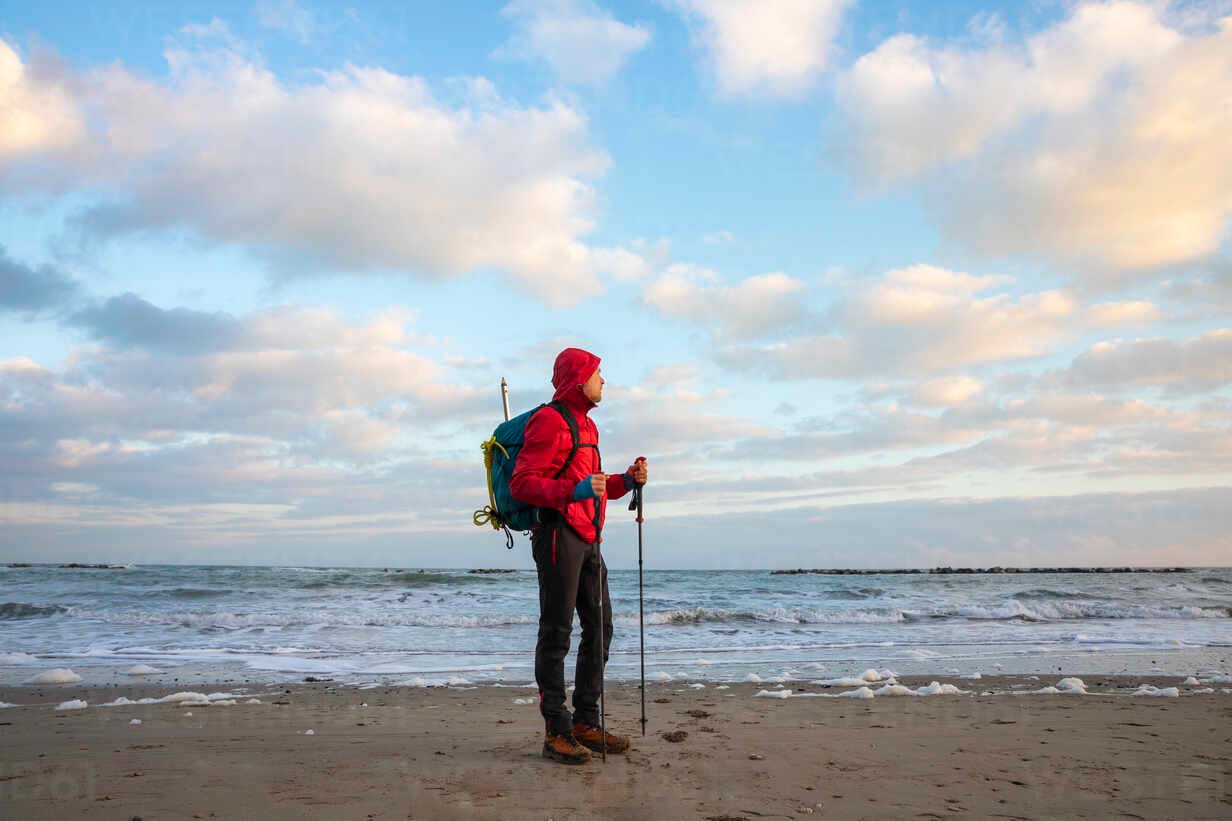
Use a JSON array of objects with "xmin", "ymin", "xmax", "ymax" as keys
[{"xmin": 532, "ymin": 520, "xmax": 613, "ymax": 735}]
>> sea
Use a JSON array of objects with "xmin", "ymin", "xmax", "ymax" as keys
[{"xmin": 2, "ymin": 564, "xmax": 1230, "ymax": 687}]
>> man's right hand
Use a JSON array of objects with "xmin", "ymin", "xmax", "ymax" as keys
[{"xmin": 573, "ymin": 473, "xmax": 607, "ymax": 501}]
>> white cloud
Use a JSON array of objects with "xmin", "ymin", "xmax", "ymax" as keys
[
  {"xmin": 0, "ymin": 29, "xmax": 640, "ymax": 306},
  {"xmin": 908, "ymin": 376, "xmax": 984, "ymax": 407},
  {"xmin": 500, "ymin": 0, "xmax": 652, "ymax": 84},
  {"xmin": 1087, "ymin": 300, "xmax": 1164, "ymax": 327},
  {"xmin": 671, "ymin": 0, "xmax": 855, "ymax": 96},
  {"xmin": 705, "ymin": 264, "xmax": 1165, "ymax": 378},
  {"xmin": 602, "ymin": 383, "xmax": 772, "ymax": 462},
  {"xmin": 835, "ymin": 2, "xmax": 1232, "ymax": 276},
  {"xmin": 0, "ymin": 40, "xmax": 84, "ymax": 159},
  {"xmin": 256, "ymin": 1, "xmax": 318, "ymax": 43},
  {"xmin": 643, "ymin": 263, "xmax": 808, "ymax": 339},
  {"xmin": 641, "ymin": 361, "xmax": 703, "ymax": 389},
  {"xmin": 1052, "ymin": 329, "xmax": 1232, "ymax": 394},
  {"xmin": 0, "ymin": 300, "xmax": 491, "ymax": 508}
]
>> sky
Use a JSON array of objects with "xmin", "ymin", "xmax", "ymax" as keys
[{"xmin": 0, "ymin": 0, "xmax": 1229, "ymax": 569}]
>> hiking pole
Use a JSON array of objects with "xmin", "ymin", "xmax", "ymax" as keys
[
  {"xmin": 500, "ymin": 377, "xmax": 510, "ymax": 422},
  {"xmin": 596, "ymin": 541, "xmax": 607, "ymax": 763},
  {"xmin": 628, "ymin": 458, "xmax": 647, "ymax": 736}
]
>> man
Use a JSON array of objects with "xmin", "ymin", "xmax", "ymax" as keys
[{"xmin": 510, "ymin": 347, "xmax": 650, "ymax": 764}]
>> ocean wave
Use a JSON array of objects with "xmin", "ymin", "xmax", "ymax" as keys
[
  {"xmin": 637, "ymin": 601, "xmax": 1229, "ymax": 624},
  {"xmin": 0, "ymin": 602, "xmax": 70, "ymax": 620},
  {"xmin": 280, "ymin": 569, "xmax": 514, "ymax": 590},
  {"xmin": 635, "ymin": 607, "xmax": 908, "ymax": 626},
  {"xmin": 162, "ymin": 587, "xmax": 232, "ymax": 599},
  {"xmin": 1010, "ymin": 588, "xmax": 1090, "ymax": 600},
  {"xmin": 93, "ymin": 609, "xmax": 537, "ymax": 630},
  {"xmin": 953, "ymin": 601, "xmax": 1229, "ymax": 621},
  {"xmin": 821, "ymin": 587, "xmax": 887, "ymax": 600}
]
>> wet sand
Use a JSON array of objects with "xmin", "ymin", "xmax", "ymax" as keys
[{"xmin": 1, "ymin": 677, "xmax": 1229, "ymax": 819}]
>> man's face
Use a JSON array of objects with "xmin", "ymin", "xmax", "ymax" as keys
[{"xmin": 581, "ymin": 367, "xmax": 604, "ymax": 403}]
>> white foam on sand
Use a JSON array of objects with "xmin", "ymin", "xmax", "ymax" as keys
[
  {"xmin": 814, "ymin": 668, "xmax": 899, "ymax": 687},
  {"xmin": 0, "ymin": 701, "xmax": 17, "ymax": 708},
  {"xmin": 715, "ymin": 685, "xmax": 729, "ymax": 690},
  {"xmin": 871, "ymin": 684, "xmax": 917, "ymax": 697},
  {"xmin": 859, "ymin": 682, "xmax": 967, "ymax": 697},
  {"xmin": 687, "ymin": 683, "xmax": 706, "ymax": 689},
  {"xmin": 125, "ymin": 664, "xmax": 159, "ymax": 676},
  {"xmin": 303, "ymin": 729, "xmax": 314, "ymax": 735},
  {"xmin": 760, "ymin": 680, "xmax": 966, "ymax": 700},
  {"xmin": 962, "ymin": 672, "xmax": 983, "ymax": 680},
  {"xmin": 513, "ymin": 697, "xmax": 534, "ymax": 705},
  {"xmin": 745, "ymin": 672, "xmax": 790, "ymax": 684},
  {"xmin": 129, "ymin": 718, "xmax": 141, "ymax": 724},
  {"xmin": 1191, "ymin": 687, "xmax": 1215, "ymax": 694},
  {"xmin": 100, "ymin": 691, "xmax": 246, "ymax": 707},
  {"xmin": 394, "ymin": 676, "xmax": 473, "ymax": 688},
  {"xmin": 1027, "ymin": 677, "xmax": 1087, "ymax": 695},
  {"xmin": 1183, "ymin": 676, "xmax": 1200, "ymax": 686},
  {"xmin": 1131, "ymin": 684, "xmax": 1179, "ymax": 697},
  {"xmin": 914, "ymin": 681, "xmax": 966, "ymax": 696},
  {"xmin": 26, "ymin": 668, "xmax": 82, "ymax": 684},
  {"xmin": 651, "ymin": 671, "xmax": 673, "ymax": 682},
  {"xmin": 55, "ymin": 699, "xmax": 87, "ymax": 710}
]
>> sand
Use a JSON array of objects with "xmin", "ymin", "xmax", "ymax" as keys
[{"xmin": 1, "ymin": 676, "xmax": 1229, "ymax": 819}]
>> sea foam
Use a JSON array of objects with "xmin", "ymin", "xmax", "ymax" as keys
[
  {"xmin": 1131, "ymin": 684, "xmax": 1179, "ymax": 697},
  {"xmin": 25, "ymin": 668, "xmax": 82, "ymax": 684},
  {"xmin": 125, "ymin": 664, "xmax": 159, "ymax": 676}
]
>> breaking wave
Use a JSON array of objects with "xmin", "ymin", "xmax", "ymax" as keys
[{"xmin": 0, "ymin": 602, "xmax": 70, "ymax": 620}]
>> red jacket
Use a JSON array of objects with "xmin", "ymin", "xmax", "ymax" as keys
[{"xmin": 510, "ymin": 347, "xmax": 630, "ymax": 544}]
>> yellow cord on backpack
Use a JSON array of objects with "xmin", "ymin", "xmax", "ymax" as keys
[{"xmin": 474, "ymin": 437, "xmax": 516, "ymax": 549}]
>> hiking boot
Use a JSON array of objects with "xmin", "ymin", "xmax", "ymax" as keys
[
  {"xmin": 542, "ymin": 731, "xmax": 592, "ymax": 765},
  {"xmin": 572, "ymin": 721, "xmax": 630, "ymax": 754}
]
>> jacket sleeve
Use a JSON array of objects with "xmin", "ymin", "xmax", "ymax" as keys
[
  {"xmin": 605, "ymin": 472, "xmax": 632, "ymax": 501},
  {"xmin": 510, "ymin": 409, "xmax": 575, "ymax": 512}
]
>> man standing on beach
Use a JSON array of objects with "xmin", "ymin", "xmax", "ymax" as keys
[{"xmin": 510, "ymin": 347, "xmax": 649, "ymax": 764}]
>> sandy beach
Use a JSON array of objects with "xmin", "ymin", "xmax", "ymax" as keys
[{"xmin": 1, "ymin": 676, "xmax": 1228, "ymax": 820}]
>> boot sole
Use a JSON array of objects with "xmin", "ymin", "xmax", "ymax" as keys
[{"xmin": 542, "ymin": 743, "xmax": 591, "ymax": 765}]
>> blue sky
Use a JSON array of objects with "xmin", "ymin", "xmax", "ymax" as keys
[{"xmin": 1, "ymin": 0, "xmax": 1229, "ymax": 568}]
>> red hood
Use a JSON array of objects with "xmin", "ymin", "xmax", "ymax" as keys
[{"xmin": 551, "ymin": 347, "xmax": 600, "ymax": 412}]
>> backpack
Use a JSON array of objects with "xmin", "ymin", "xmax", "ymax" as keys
[{"xmin": 473, "ymin": 401, "xmax": 585, "ymax": 549}]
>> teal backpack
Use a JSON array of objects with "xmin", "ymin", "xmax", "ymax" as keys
[{"xmin": 473, "ymin": 401, "xmax": 582, "ymax": 549}]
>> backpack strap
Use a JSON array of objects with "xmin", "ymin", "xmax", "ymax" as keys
[{"xmin": 545, "ymin": 401, "xmax": 582, "ymax": 479}]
